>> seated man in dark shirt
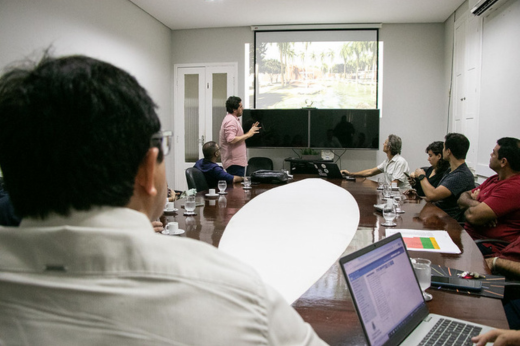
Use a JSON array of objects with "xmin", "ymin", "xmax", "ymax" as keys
[
  {"xmin": 414, "ymin": 133, "xmax": 475, "ymax": 222},
  {"xmin": 194, "ymin": 141, "xmax": 243, "ymax": 188}
]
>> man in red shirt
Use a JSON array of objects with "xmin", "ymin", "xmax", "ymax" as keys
[
  {"xmin": 458, "ymin": 137, "xmax": 520, "ymax": 269},
  {"xmin": 219, "ymin": 96, "xmax": 260, "ymax": 177}
]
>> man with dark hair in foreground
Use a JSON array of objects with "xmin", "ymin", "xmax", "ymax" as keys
[{"xmin": 0, "ymin": 55, "xmax": 325, "ymax": 345}]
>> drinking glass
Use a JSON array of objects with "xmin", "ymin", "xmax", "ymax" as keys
[
  {"xmin": 377, "ymin": 178, "xmax": 384, "ymax": 190},
  {"xmin": 218, "ymin": 180, "xmax": 227, "ymax": 194},
  {"xmin": 383, "ymin": 184, "xmax": 392, "ymax": 199},
  {"xmin": 218, "ymin": 195, "xmax": 227, "ymax": 208},
  {"xmin": 243, "ymin": 176, "xmax": 251, "ymax": 189},
  {"xmin": 184, "ymin": 195, "xmax": 196, "ymax": 215},
  {"xmin": 412, "ymin": 258, "xmax": 433, "ymax": 301},
  {"xmin": 381, "ymin": 204, "xmax": 397, "ymax": 227},
  {"xmin": 393, "ymin": 192, "xmax": 405, "ymax": 214}
]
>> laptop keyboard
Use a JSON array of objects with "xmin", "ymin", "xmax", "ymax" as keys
[{"xmin": 418, "ymin": 318, "xmax": 482, "ymax": 346}]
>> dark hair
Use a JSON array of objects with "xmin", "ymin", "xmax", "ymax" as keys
[
  {"xmin": 426, "ymin": 141, "xmax": 449, "ymax": 173},
  {"xmin": 497, "ymin": 137, "xmax": 520, "ymax": 172},
  {"xmin": 225, "ymin": 96, "xmax": 242, "ymax": 114},
  {"xmin": 202, "ymin": 141, "xmax": 219, "ymax": 159},
  {"xmin": 444, "ymin": 133, "xmax": 470, "ymax": 160},
  {"xmin": 387, "ymin": 134, "xmax": 402, "ymax": 155},
  {"xmin": 0, "ymin": 54, "xmax": 161, "ymax": 219}
]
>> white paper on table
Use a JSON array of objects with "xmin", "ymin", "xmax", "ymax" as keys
[
  {"xmin": 385, "ymin": 229, "xmax": 461, "ymax": 254},
  {"xmin": 218, "ymin": 178, "xmax": 360, "ymax": 304}
]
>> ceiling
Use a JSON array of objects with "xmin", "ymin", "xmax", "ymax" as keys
[{"xmin": 129, "ymin": 0, "xmax": 466, "ymax": 31}]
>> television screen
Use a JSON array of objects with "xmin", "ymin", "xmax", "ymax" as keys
[
  {"xmin": 242, "ymin": 109, "xmax": 309, "ymax": 148},
  {"xmin": 242, "ymin": 108, "xmax": 379, "ymax": 149},
  {"xmin": 310, "ymin": 109, "xmax": 379, "ymax": 149}
]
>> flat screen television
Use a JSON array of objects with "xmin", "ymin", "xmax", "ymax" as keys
[
  {"xmin": 242, "ymin": 109, "xmax": 309, "ymax": 148},
  {"xmin": 310, "ymin": 109, "xmax": 379, "ymax": 149},
  {"xmin": 242, "ymin": 108, "xmax": 379, "ymax": 149}
]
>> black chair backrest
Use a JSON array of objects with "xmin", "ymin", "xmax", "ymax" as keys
[
  {"xmin": 246, "ymin": 157, "xmax": 274, "ymax": 176},
  {"xmin": 185, "ymin": 167, "xmax": 209, "ymax": 192}
]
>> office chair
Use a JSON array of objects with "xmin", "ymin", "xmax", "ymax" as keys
[
  {"xmin": 246, "ymin": 157, "xmax": 274, "ymax": 176},
  {"xmin": 185, "ymin": 167, "xmax": 209, "ymax": 192}
]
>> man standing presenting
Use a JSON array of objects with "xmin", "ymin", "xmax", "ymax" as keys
[
  {"xmin": 194, "ymin": 141, "xmax": 243, "ymax": 188},
  {"xmin": 219, "ymin": 96, "xmax": 260, "ymax": 176},
  {"xmin": 0, "ymin": 55, "xmax": 325, "ymax": 345},
  {"xmin": 458, "ymin": 137, "xmax": 520, "ymax": 271},
  {"xmin": 414, "ymin": 133, "xmax": 475, "ymax": 222}
]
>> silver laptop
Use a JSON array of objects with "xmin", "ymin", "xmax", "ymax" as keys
[{"xmin": 339, "ymin": 233, "xmax": 494, "ymax": 346}]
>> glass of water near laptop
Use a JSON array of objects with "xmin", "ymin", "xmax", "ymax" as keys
[
  {"xmin": 412, "ymin": 258, "xmax": 433, "ymax": 301},
  {"xmin": 218, "ymin": 180, "xmax": 227, "ymax": 194},
  {"xmin": 184, "ymin": 195, "xmax": 196, "ymax": 215}
]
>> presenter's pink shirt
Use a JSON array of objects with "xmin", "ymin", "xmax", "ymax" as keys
[{"xmin": 219, "ymin": 113, "xmax": 247, "ymax": 169}]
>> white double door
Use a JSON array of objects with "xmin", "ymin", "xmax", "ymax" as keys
[{"xmin": 173, "ymin": 64, "xmax": 237, "ymax": 191}]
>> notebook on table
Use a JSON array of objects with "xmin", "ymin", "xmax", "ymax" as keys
[{"xmin": 339, "ymin": 233, "xmax": 494, "ymax": 346}]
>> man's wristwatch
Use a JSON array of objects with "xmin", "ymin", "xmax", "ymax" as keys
[{"xmin": 417, "ymin": 174, "xmax": 426, "ymax": 182}]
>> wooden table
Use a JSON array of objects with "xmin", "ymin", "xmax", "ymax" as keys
[{"xmin": 161, "ymin": 175, "xmax": 508, "ymax": 345}]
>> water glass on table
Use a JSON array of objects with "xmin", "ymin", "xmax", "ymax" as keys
[
  {"xmin": 218, "ymin": 180, "xmax": 227, "ymax": 194},
  {"xmin": 412, "ymin": 258, "xmax": 433, "ymax": 301},
  {"xmin": 393, "ymin": 191, "xmax": 405, "ymax": 214},
  {"xmin": 184, "ymin": 195, "xmax": 196, "ymax": 215},
  {"xmin": 243, "ymin": 176, "xmax": 251, "ymax": 189},
  {"xmin": 381, "ymin": 203, "xmax": 397, "ymax": 227},
  {"xmin": 383, "ymin": 184, "xmax": 392, "ymax": 199}
]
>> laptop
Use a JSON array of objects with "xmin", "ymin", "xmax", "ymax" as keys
[
  {"xmin": 339, "ymin": 233, "xmax": 494, "ymax": 346},
  {"xmin": 313, "ymin": 162, "xmax": 349, "ymax": 179}
]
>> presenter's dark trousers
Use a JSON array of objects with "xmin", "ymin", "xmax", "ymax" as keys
[{"xmin": 226, "ymin": 165, "xmax": 245, "ymax": 177}]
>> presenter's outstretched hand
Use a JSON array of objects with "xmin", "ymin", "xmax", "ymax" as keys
[{"xmin": 248, "ymin": 121, "xmax": 261, "ymax": 137}]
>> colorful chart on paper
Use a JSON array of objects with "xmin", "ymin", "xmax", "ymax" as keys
[
  {"xmin": 403, "ymin": 236, "xmax": 440, "ymax": 250},
  {"xmin": 385, "ymin": 229, "xmax": 461, "ymax": 254}
]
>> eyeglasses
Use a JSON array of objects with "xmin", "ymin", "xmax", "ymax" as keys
[{"xmin": 150, "ymin": 130, "xmax": 173, "ymax": 156}]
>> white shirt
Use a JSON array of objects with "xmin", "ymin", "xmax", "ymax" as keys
[
  {"xmin": 0, "ymin": 207, "xmax": 325, "ymax": 346},
  {"xmin": 377, "ymin": 154, "xmax": 411, "ymax": 189}
]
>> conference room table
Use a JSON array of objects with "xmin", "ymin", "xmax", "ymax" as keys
[{"xmin": 161, "ymin": 175, "xmax": 509, "ymax": 345}]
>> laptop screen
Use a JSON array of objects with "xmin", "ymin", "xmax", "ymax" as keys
[
  {"xmin": 313, "ymin": 162, "xmax": 343, "ymax": 179},
  {"xmin": 339, "ymin": 234, "xmax": 428, "ymax": 346}
]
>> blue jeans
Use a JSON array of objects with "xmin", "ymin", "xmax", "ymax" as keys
[{"xmin": 226, "ymin": 165, "xmax": 245, "ymax": 177}]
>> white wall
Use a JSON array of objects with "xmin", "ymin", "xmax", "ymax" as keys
[
  {"xmin": 171, "ymin": 24, "xmax": 448, "ymax": 175},
  {"xmin": 379, "ymin": 24, "xmax": 447, "ymax": 171},
  {"xmin": 476, "ymin": 0, "xmax": 520, "ymax": 177},
  {"xmin": 0, "ymin": 0, "xmax": 174, "ymax": 178}
]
